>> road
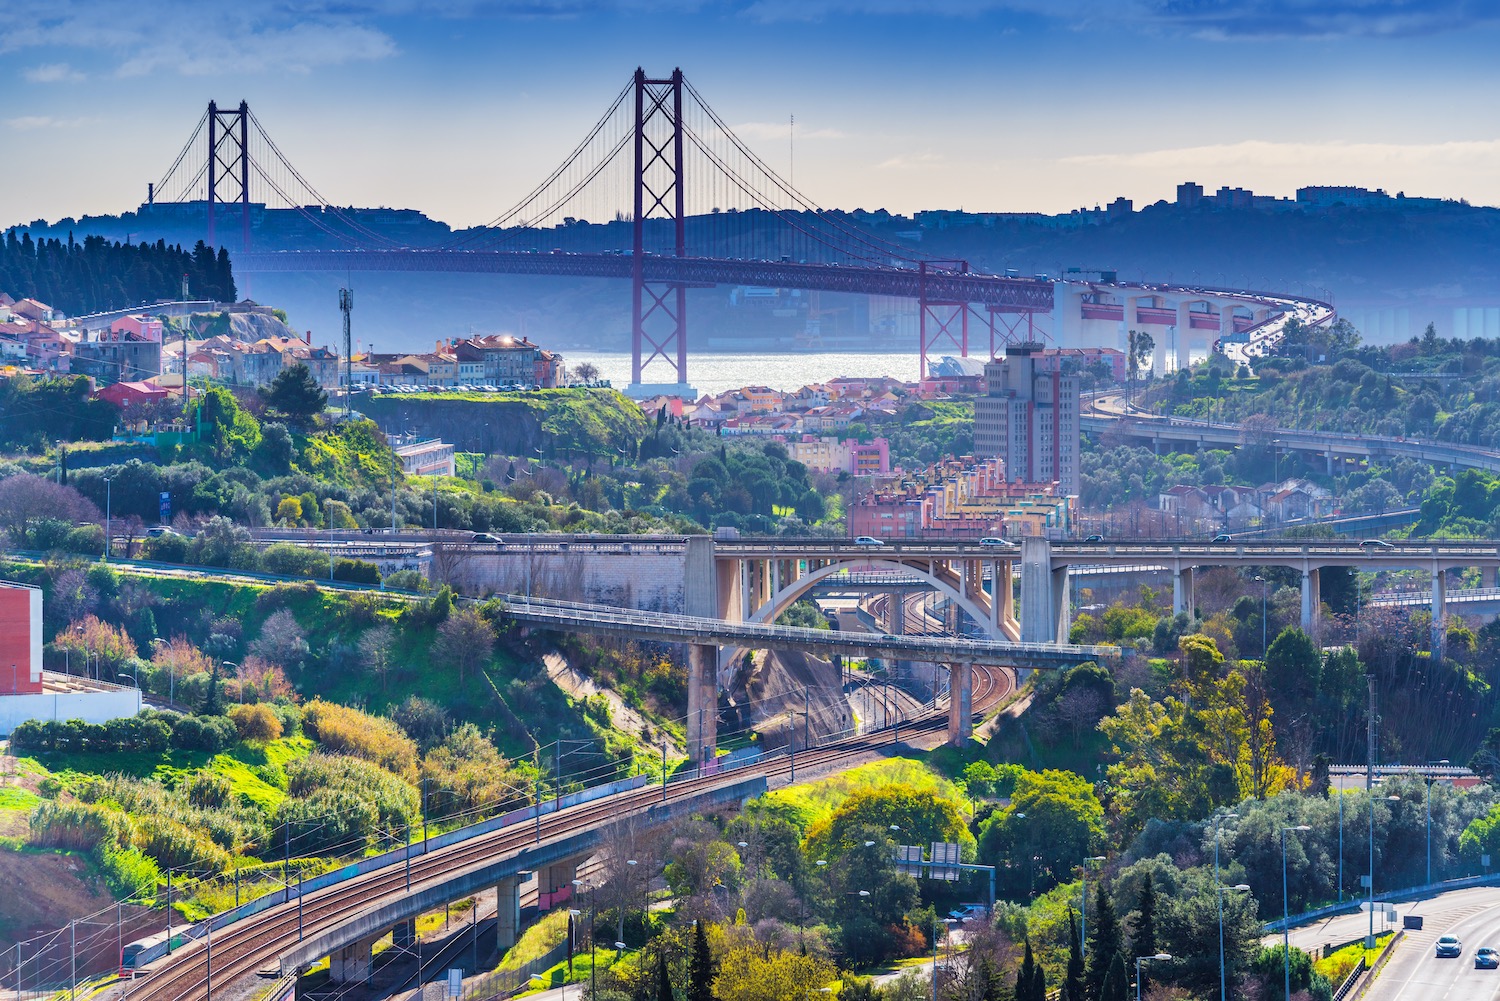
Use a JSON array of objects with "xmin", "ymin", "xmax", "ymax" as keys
[{"xmin": 1278, "ymin": 887, "xmax": 1500, "ymax": 1000}]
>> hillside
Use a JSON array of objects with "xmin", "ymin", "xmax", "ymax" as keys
[{"xmin": 360, "ymin": 388, "xmax": 648, "ymax": 458}]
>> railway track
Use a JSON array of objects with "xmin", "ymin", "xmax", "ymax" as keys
[{"xmin": 123, "ymin": 675, "xmax": 1010, "ymax": 1001}]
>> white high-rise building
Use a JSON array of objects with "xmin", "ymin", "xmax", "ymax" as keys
[{"xmin": 973, "ymin": 343, "xmax": 1080, "ymax": 496}]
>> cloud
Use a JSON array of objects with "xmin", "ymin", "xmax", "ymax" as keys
[
  {"xmin": 876, "ymin": 152, "xmax": 945, "ymax": 170},
  {"xmin": 736, "ymin": 0, "xmax": 1500, "ymax": 39},
  {"xmin": 731, "ymin": 121, "xmax": 847, "ymax": 141},
  {"xmin": 6, "ymin": 115, "xmax": 98, "ymax": 129},
  {"xmin": 1062, "ymin": 138, "xmax": 1500, "ymax": 170},
  {"xmin": 23, "ymin": 62, "xmax": 85, "ymax": 83}
]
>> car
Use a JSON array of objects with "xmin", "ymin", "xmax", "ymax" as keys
[
  {"xmin": 1477, "ymin": 947, "xmax": 1499, "ymax": 969},
  {"xmin": 145, "ymin": 526, "xmax": 181, "ymax": 538},
  {"xmin": 1436, "ymin": 935, "xmax": 1463, "ymax": 958},
  {"xmin": 948, "ymin": 903, "xmax": 989, "ymax": 925},
  {"xmin": 1084, "ymin": 535, "xmax": 1105, "ymax": 543},
  {"xmin": 853, "ymin": 536, "xmax": 884, "ymax": 547},
  {"xmin": 1211, "ymin": 533, "xmax": 1234, "ymax": 543},
  {"xmin": 470, "ymin": 533, "xmax": 500, "ymax": 543},
  {"xmin": 978, "ymin": 538, "xmax": 1018, "ymax": 549},
  {"xmin": 1361, "ymin": 538, "xmax": 1395, "ymax": 549}
]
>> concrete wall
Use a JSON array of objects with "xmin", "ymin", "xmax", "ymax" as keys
[
  {"xmin": 0, "ymin": 583, "xmax": 42, "ymax": 694},
  {"xmin": 439, "ymin": 549, "xmax": 690, "ymax": 611},
  {"xmin": 0, "ymin": 688, "xmax": 144, "ymax": 736}
]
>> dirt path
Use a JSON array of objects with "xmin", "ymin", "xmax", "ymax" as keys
[{"xmin": 541, "ymin": 652, "xmax": 675, "ymax": 752}]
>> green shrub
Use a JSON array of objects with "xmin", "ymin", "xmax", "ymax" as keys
[
  {"xmin": 333, "ymin": 558, "xmax": 380, "ymax": 584},
  {"xmin": 302, "ymin": 699, "xmax": 418, "ymax": 779},
  {"xmin": 133, "ymin": 813, "xmax": 231, "ymax": 876},
  {"xmin": 29, "ymin": 801, "xmax": 131, "ymax": 852},
  {"xmin": 182, "ymin": 770, "xmax": 234, "ymax": 810},
  {"xmin": 170, "ymin": 714, "xmax": 238, "ymax": 753}
]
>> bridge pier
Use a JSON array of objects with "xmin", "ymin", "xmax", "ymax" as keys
[
  {"xmin": 687, "ymin": 644, "xmax": 718, "ymax": 772},
  {"xmin": 329, "ymin": 933, "xmax": 380, "ymax": 984},
  {"xmin": 494, "ymin": 876, "xmax": 521, "ymax": 952},
  {"xmin": 538, "ymin": 862, "xmax": 577, "ymax": 912},
  {"xmin": 392, "ymin": 920, "xmax": 414, "ymax": 949},
  {"xmin": 1020, "ymin": 538, "xmax": 1070, "ymax": 644},
  {"xmin": 888, "ymin": 593, "xmax": 905, "ymax": 634},
  {"xmin": 1432, "ymin": 569, "xmax": 1447, "ymax": 656},
  {"xmin": 1485, "ymin": 566, "xmax": 1498, "ymax": 590},
  {"xmin": 1300, "ymin": 568, "xmax": 1321, "ymax": 634},
  {"xmin": 947, "ymin": 662, "xmax": 973, "ymax": 746},
  {"xmin": 1172, "ymin": 566, "xmax": 1195, "ymax": 618}
]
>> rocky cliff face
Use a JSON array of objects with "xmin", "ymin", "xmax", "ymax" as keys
[{"xmin": 228, "ymin": 312, "xmax": 300, "ymax": 343}]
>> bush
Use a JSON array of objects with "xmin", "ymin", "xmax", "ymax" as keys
[
  {"xmin": 133, "ymin": 813, "xmax": 232, "ymax": 877},
  {"xmin": 170, "ymin": 714, "xmax": 239, "ymax": 753},
  {"xmin": 384, "ymin": 570, "xmax": 429, "ymax": 593},
  {"xmin": 182, "ymin": 770, "xmax": 234, "ymax": 810},
  {"xmin": 302, "ymin": 699, "xmax": 418, "ymax": 779},
  {"xmin": 275, "ymin": 753, "xmax": 419, "ymax": 856},
  {"xmin": 333, "ymin": 558, "xmax": 381, "ymax": 584},
  {"xmin": 228, "ymin": 703, "xmax": 283, "ymax": 743},
  {"xmin": 29, "ymin": 801, "xmax": 131, "ymax": 853},
  {"xmin": 261, "ymin": 543, "xmax": 330, "ymax": 579},
  {"xmin": 8, "ymin": 714, "xmax": 171, "ymax": 754},
  {"xmin": 63, "ymin": 524, "xmax": 105, "ymax": 555}
]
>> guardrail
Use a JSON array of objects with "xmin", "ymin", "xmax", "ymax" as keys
[{"xmin": 1262, "ymin": 871, "xmax": 1500, "ymax": 934}]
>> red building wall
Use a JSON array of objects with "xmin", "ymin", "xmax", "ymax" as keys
[{"xmin": 0, "ymin": 584, "xmax": 42, "ymax": 694}]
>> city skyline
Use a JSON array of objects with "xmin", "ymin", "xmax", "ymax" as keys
[{"xmin": 5, "ymin": 1, "xmax": 1500, "ymax": 230}]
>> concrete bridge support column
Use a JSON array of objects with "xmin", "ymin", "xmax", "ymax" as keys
[
  {"xmin": 1052, "ymin": 567, "xmax": 1071, "ymax": 643},
  {"xmin": 1175, "ymin": 301, "xmax": 1196, "ymax": 370},
  {"xmin": 1219, "ymin": 302, "xmax": 1237, "ymax": 353},
  {"xmin": 687, "ymin": 644, "xmax": 718, "ymax": 772},
  {"xmin": 1327, "ymin": 451, "xmax": 1335, "ymax": 476},
  {"xmin": 1020, "ymin": 538, "xmax": 1069, "ymax": 644},
  {"xmin": 329, "ymin": 934, "xmax": 379, "ymax": 984},
  {"xmin": 538, "ymin": 862, "xmax": 577, "ymax": 912},
  {"xmin": 1300, "ymin": 568, "xmax": 1321, "ymax": 633},
  {"xmin": 1172, "ymin": 566, "xmax": 1195, "ymax": 618},
  {"xmin": 889, "ymin": 593, "xmax": 904, "ymax": 634},
  {"xmin": 1485, "ymin": 566, "xmax": 1498, "ymax": 589},
  {"xmin": 495, "ymin": 876, "xmax": 521, "ymax": 953},
  {"xmin": 1432, "ymin": 569, "xmax": 1448, "ymax": 656},
  {"xmin": 947, "ymin": 662, "xmax": 973, "ymax": 747}
]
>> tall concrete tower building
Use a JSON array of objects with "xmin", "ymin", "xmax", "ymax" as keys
[{"xmin": 973, "ymin": 343, "xmax": 1080, "ymax": 496}]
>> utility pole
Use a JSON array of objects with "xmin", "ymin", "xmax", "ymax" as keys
[
  {"xmin": 339, "ymin": 288, "xmax": 353, "ymax": 421},
  {"xmin": 1366, "ymin": 676, "xmax": 1377, "ymax": 791}
]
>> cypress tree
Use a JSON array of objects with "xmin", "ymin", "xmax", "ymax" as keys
[
  {"xmin": 686, "ymin": 921, "xmax": 713, "ymax": 1001},
  {"xmin": 1065, "ymin": 908, "xmax": 1085, "ymax": 1001},
  {"xmin": 1084, "ymin": 882, "xmax": 1122, "ymax": 1001},
  {"xmin": 1134, "ymin": 872, "xmax": 1158, "ymax": 990},
  {"xmin": 1102, "ymin": 953, "xmax": 1128, "ymax": 1001},
  {"xmin": 656, "ymin": 950, "xmax": 673, "ymax": 1001},
  {"xmin": 1017, "ymin": 941, "xmax": 1037, "ymax": 1001}
]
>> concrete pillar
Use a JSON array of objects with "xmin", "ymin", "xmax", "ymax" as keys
[
  {"xmin": 1175, "ymin": 301, "xmax": 1196, "ymax": 371},
  {"xmin": 538, "ymin": 861, "xmax": 576, "ymax": 912},
  {"xmin": 1300, "ymin": 567, "xmax": 1321, "ymax": 633},
  {"xmin": 739, "ymin": 559, "xmax": 751, "ymax": 621},
  {"xmin": 947, "ymin": 662, "xmax": 973, "ymax": 747},
  {"xmin": 1172, "ymin": 566, "xmax": 1195, "ymax": 618},
  {"xmin": 392, "ymin": 920, "xmax": 415, "ymax": 949},
  {"xmin": 1326, "ymin": 450, "xmax": 1335, "ymax": 476},
  {"xmin": 329, "ymin": 935, "xmax": 378, "ymax": 984},
  {"xmin": 998, "ymin": 560, "xmax": 1015, "ymax": 631},
  {"xmin": 1484, "ymin": 565, "xmax": 1498, "ymax": 590},
  {"xmin": 770, "ymin": 559, "xmax": 781, "ymax": 601},
  {"xmin": 889, "ymin": 593, "xmax": 904, "ymax": 634},
  {"xmin": 1219, "ymin": 301, "xmax": 1236, "ymax": 347},
  {"xmin": 687, "ymin": 644, "xmax": 717, "ymax": 772},
  {"xmin": 1051, "ymin": 566, "xmax": 1071, "ymax": 644},
  {"xmin": 683, "ymin": 536, "xmax": 717, "ymax": 618},
  {"xmin": 1432, "ymin": 568, "xmax": 1447, "ymax": 655},
  {"xmin": 495, "ymin": 876, "xmax": 521, "ymax": 952},
  {"xmin": 1019, "ymin": 537, "xmax": 1055, "ymax": 644}
]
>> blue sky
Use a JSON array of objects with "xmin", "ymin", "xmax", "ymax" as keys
[{"xmin": 5, "ymin": 1, "xmax": 1500, "ymax": 229}]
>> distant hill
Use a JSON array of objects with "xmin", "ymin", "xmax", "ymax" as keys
[{"xmin": 9, "ymin": 197, "xmax": 1499, "ymax": 348}]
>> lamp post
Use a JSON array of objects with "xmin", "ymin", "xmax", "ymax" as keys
[
  {"xmin": 1254, "ymin": 575, "xmax": 1267, "ymax": 657},
  {"xmin": 1218, "ymin": 884, "xmax": 1250, "ymax": 1001},
  {"xmin": 1369, "ymin": 790, "xmax": 1401, "ymax": 947},
  {"xmin": 1136, "ymin": 952, "xmax": 1171, "ymax": 1001},
  {"xmin": 1281, "ymin": 824, "xmax": 1311, "ymax": 1001},
  {"xmin": 932, "ymin": 917, "xmax": 956, "ymax": 1001},
  {"xmin": 1080, "ymin": 855, "xmax": 1105, "ymax": 955},
  {"xmin": 103, "ymin": 475, "xmax": 113, "ymax": 560},
  {"xmin": 1211, "ymin": 811, "xmax": 1239, "ymax": 1000},
  {"xmin": 1426, "ymin": 761, "xmax": 1449, "ymax": 886}
]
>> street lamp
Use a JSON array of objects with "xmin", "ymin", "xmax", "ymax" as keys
[
  {"xmin": 1136, "ymin": 952, "xmax": 1171, "ymax": 1001},
  {"xmin": 1211, "ymin": 812, "xmax": 1239, "ymax": 1000},
  {"xmin": 1081, "ymin": 855, "xmax": 1106, "ymax": 955},
  {"xmin": 1217, "ymin": 884, "xmax": 1250, "ymax": 1001},
  {"xmin": 1426, "ymin": 761, "xmax": 1449, "ymax": 886},
  {"xmin": 1281, "ymin": 824, "xmax": 1311, "ymax": 1001},
  {"xmin": 1369, "ymin": 790, "xmax": 1401, "ymax": 947},
  {"xmin": 932, "ymin": 917, "xmax": 956, "ymax": 1001},
  {"xmin": 102, "ymin": 475, "xmax": 113, "ymax": 560},
  {"xmin": 1254, "ymin": 575, "xmax": 1268, "ymax": 658}
]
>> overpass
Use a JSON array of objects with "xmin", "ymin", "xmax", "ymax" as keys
[{"xmin": 1083, "ymin": 399, "xmax": 1500, "ymax": 476}]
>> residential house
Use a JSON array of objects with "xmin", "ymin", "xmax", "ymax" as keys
[{"xmin": 95, "ymin": 380, "xmax": 170, "ymax": 410}]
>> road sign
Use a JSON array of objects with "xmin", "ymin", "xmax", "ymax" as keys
[
  {"xmin": 931, "ymin": 841, "xmax": 961, "ymax": 881},
  {"xmin": 159, "ymin": 491, "xmax": 171, "ymax": 523},
  {"xmin": 897, "ymin": 844, "xmax": 924, "ymax": 878},
  {"xmin": 447, "ymin": 969, "xmax": 462, "ymax": 997}
]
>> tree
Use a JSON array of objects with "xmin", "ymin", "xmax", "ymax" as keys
[
  {"xmin": 359, "ymin": 622, "xmax": 398, "ymax": 691},
  {"xmin": 1133, "ymin": 873, "xmax": 1157, "ymax": 990},
  {"xmin": 228, "ymin": 703, "xmax": 283, "ymax": 742},
  {"xmin": 687, "ymin": 919, "xmax": 713, "ymax": 1001},
  {"xmin": 1084, "ymin": 882, "xmax": 1122, "ymax": 1001},
  {"xmin": 977, "ymin": 769, "xmax": 1105, "ymax": 898},
  {"xmin": 391, "ymin": 695, "xmax": 451, "ymax": 753},
  {"xmin": 656, "ymin": 950, "xmax": 673, "ymax": 1001},
  {"xmin": 0, "ymin": 474, "xmax": 100, "ymax": 545},
  {"xmin": 1101, "ymin": 952, "xmax": 1128, "ymax": 1001},
  {"xmin": 1017, "ymin": 941, "xmax": 1038, "ymax": 1001},
  {"xmin": 200, "ymin": 660, "xmax": 224, "ymax": 715},
  {"xmin": 1127, "ymin": 329, "xmax": 1154, "ymax": 403},
  {"xmin": 574, "ymin": 361, "xmax": 600, "ymax": 383},
  {"xmin": 433, "ymin": 607, "xmax": 495, "ymax": 684},
  {"xmin": 260, "ymin": 363, "xmax": 328, "ymax": 426},
  {"xmin": 1064, "ymin": 909, "xmax": 1084, "ymax": 1001},
  {"xmin": 250, "ymin": 608, "xmax": 310, "ymax": 672}
]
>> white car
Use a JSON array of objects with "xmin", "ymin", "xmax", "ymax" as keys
[
  {"xmin": 978, "ymin": 537, "xmax": 1017, "ymax": 549},
  {"xmin": 853, "ymin": 536, "xmax": 884, "ymax": 547}
]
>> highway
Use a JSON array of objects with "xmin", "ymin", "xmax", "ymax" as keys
[{"xmin": 1283, "ymin": 887, "xmax": 1500, "ymax": 1001}]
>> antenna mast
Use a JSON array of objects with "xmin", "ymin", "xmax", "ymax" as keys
[{"xmin": 339, "ymin": 288, "xmax": 353, "ymax": 421}]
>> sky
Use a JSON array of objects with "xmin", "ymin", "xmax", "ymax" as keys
[{"xmin": 5, "ymin": 0, "xmax": 1500, "ymax": 231}]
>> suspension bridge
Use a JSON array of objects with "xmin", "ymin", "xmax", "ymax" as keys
[{"xmin": 147, "ymin": 69, "xmax": 1329, "ymax": 394}]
